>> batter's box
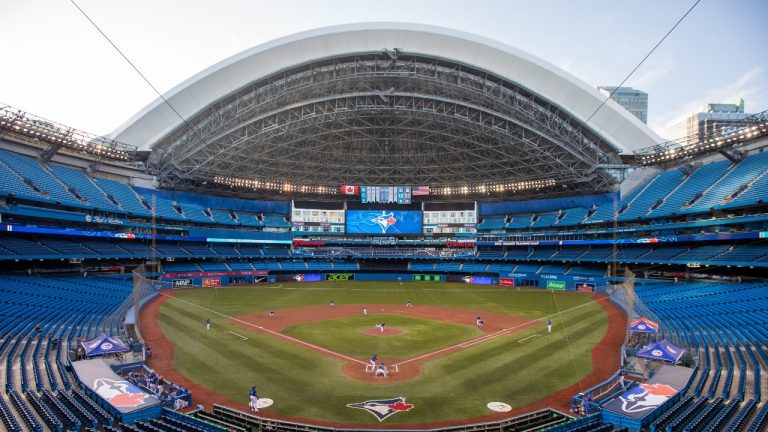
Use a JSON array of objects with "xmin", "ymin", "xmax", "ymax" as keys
[{"xmin": 364, "ymin": 364, "xmax": 400, "ymax": 374}]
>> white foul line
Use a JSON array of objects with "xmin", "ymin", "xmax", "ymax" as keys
[
  {"xmin": 392, "ymin": 295, "xmax": 611, "ymax": 367},
  {"xmin": 158, "ymin": 291, "xmax": 368, "ymax": 366},
  {"xmin": 517, "ymin": 334, "xmax": 541, "ymax": 343},
  {"xmin": 227, "ymin": 331, "xmax": 248, "ymax": 340}
]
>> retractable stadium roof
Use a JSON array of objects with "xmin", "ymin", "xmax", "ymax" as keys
[{"xmin": 112, "ymin": 23, "xmax": 663, "ymax": 200}]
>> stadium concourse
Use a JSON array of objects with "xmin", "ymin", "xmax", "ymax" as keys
[{"xmin": 0, "ymin": 23, "xmax": 767, "ymax": 432}]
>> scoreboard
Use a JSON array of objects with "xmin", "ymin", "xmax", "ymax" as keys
[{"xmin": 361, "ymin": 186, "xmax": 411, "ymax": 204}]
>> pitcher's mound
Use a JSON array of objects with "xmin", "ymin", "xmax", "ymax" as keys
[{"xmin": 362, "ymin": 327, "xmax": 403, "ymax": 336}]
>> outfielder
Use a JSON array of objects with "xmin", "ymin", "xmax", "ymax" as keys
[
  {"xmin": 206, "ymin": 318, "xmax": 211, "ymax": 331},
  {"xmin": 547, "ymin": 319, "xmax": 552, "ymax": 334}
]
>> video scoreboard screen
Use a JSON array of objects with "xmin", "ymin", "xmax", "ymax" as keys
[
  {"xmin": 346, "ymin": 210, "xmax": 422, "ymax": 235},
  {"xmin": 360, "ymin": 186, "xmax": 411, "ymax": 204}
]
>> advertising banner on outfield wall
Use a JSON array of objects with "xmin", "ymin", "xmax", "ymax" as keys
[
  {"xmin": 326, "ymin": 273, "xmax": 354, "ymax": 281},
  {"xmin": 292, "ymin": 274, "xmax": 323, "ymax": 282},
  {"xmin": 576, "ymin": 283, "xmax": 595, "ymax": 293},
  {"xmin": 499, "ymin": 277, "xmax": 515, "ymax": 287},
  {"xmin": 412, "ymin": 274, "xmax": 441, "ymax": 281},
  {"xmin": 172, "ymin": 279, "xmax": 193, "ymax": 288},
  {"xmin": 202, "ymin": 277, "xmax": 221, "ymax": 287},
  {"xmin": 546, "ymin": 280, "xmax": 566, "ymax": 290},
  {"xmin": 446, "ymin": 275, "xmax": 493, "ymax": 285}
]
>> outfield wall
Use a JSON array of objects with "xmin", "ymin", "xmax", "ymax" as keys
[{"xmin": 159, "ymin": 271, "xmax": 607, "ymax": 293}]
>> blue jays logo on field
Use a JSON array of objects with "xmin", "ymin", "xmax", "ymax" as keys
[
  {"xmin": 619, "ymin": 383, "xmax": 677, "ymax": 413},
  {"xmin": 347, "ymin": 397, "xmax": 414, "ymax": 421}
]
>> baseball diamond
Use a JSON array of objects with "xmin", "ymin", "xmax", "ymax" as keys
[{"xmin": 141, "ymin": 282, "xmax": 624, "ymax": 425}]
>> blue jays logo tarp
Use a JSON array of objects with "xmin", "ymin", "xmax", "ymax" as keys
[
  {"xmin": 619, "ymin": 383, "xmax": 677, "ymax": 414},
  {"xmin": 347, "ymin": 397, "xmax": 414, "ymax": 421}
]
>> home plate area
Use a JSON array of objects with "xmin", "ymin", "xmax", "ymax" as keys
[{"xmin": 365, "ymin": 363, "xmax": 399, "ymax": 377}]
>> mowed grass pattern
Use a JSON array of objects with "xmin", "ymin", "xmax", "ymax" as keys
[
  {"xmin": 157, "ymin": 282, "xmax": 610, "ymax": 424},
  {"xmin": 283, "ymin": 314, "xmax": 482, "ymax": 358}
]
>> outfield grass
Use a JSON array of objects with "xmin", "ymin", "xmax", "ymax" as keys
[{"xmin": 156, "ymin": 282, "xmax": 610, "ymax": 424}]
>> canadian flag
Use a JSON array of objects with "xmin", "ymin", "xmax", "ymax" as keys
[{"xmin": 341, "ymin": 185, "xmax": 359, "ymax": 195}]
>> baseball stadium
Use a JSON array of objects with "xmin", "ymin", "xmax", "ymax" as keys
[{"xmin": 1, "ymin": 15, "xmax": 768, "ymax": 432}]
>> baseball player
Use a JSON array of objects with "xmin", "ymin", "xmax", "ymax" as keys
[
  {"xmin": 375, "ymin": 362, "xmax": 388, "ymax": 377},
  {"xmin": 206, "ymin": 318, "xmax": 211, "ymax": 331},
  {"xmin": 378, "ymin": 322, "xmax": 386, "ymax": 333},
  {"xmin": 370, "ymin": 353, "xmax": 377, "ymax": 369},
  {"xmin": 406, "ymin": 300, "xmax": 413, "ymax": 308},
  {"xmin": 268, "ymin": 311, "xmax": 275, "ymax": 319},
  {"xmin": 547, "ymin": 319, "xmax": 552, "ymax": 334},
  {"xmin": 329, "ymin": 299, "xmax": 335, "ymax": 307},
  {"xmin": 476, "ymin": 316, "xmax": 483, "ymax": 328},
  {"xmin": 248, "ymin": 386, "xmax": 259, "ymax": 412},
  {"xmin": 363, "ymin": 306, "xmax": 368, "ymax": 315}
]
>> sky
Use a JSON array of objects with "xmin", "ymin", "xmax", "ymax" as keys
[{"xmin": 0, "ymin": 0, "xmax": 766, "ymax": 141}]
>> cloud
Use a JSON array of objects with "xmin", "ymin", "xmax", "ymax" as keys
[
  {"xmin": 628, "ymin": 64, "xmax": 672, "ymax": 89},
  {"xmin": 651, "ymin": 66, "xmax": 765, "ymax": 139}
]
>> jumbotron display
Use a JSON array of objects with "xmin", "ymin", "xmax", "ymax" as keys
[{"xmin": 345, "ymin": 210, "xmax": 423, "ymax": 235}]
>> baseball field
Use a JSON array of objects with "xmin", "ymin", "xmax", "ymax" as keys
[{"xmin": 141, "ymin": 281, "xmax": 624, "ymax": 427}]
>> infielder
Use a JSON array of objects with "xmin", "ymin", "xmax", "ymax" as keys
[
  {"xmin": 377, "ymin": 322, "xmax": 386, "ymax": 333},
  {"xmin": 363, "ymin": 306, "xmax": 368, "ymax": 315},
  {"xmin": 249, "ymin": 386, "xmax": 259, "ymax": 412},
  {"xmin": 547, "ymin": 319, "xmax": 552, "ymax": 334}
]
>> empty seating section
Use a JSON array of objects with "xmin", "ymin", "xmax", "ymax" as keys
[
  {"xmin": 477, "ymin": 152, "xmax": 767, "ymax": 232},
  {"xmin": 0, "ymin": 149, "xmax": 80, "ymax": 205},
  {"xmin": 531, "ymin": 212, "xmax": 558, "ymax": 227},
  {"xmin": 619, "ymin": 170, "xmax": 685, "ymax": 220},
  {"xmin": 163, "ymin": 262, "xmax": 202, "ymax": 272},
  {"xmin": 0, "ymin": 236, "xmax": 58, "ymax": 256},
  {"xmin": 716, "ymin": 245, "xmax": 768, "ymax": 262},
  {"xmin": 94, "ymin": 178, "xmax": 152, "ymax": 216},
  {"xmin": 477, "ymin": 217, "xmax": 505, "ymax": 230},
  {"xmin": 691, "ymin": 151, "xmax": 768, "ymax": 211},
  {"xmin": 145, "ymin": 196, "xmax": 185, "ymax": 221},
  {"xmin": 0, "ymin": 157, "xmax": 41, "ymax": 200},
  {"xmin": 48, "ymin": 164, "xmax": 123, "ymax": 211},
  {"xmin": 180, "ymin": 202, "xmax": 213, "ymax": 223},
  {"xmin": 650, "ymin": 160, "xmax": 731, "ymax": 217},
  {"xmin": 505, "ymin": 215, "xmax": 532, "ymax": 229},
  {"xmin": 635, "ymin": 281, "xmax": 767, "ymax": 411},
  {"xmin": 238, "ymin": 213, "xmax": 264, "ymax": 227},
  {"xmin": 262, "ymin": 214, "xmax": 290, "ymax": 228},
  {"xmin": 556, "ymin": 207, "xmax": 588, "ymax": 226},
  {"xmin": 0, "ymin": 275, "xmax": 224, "ymax": 430},
  {"xmin": 210, "ymin": 209, "xmax": 236, "ymax": 225}
]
